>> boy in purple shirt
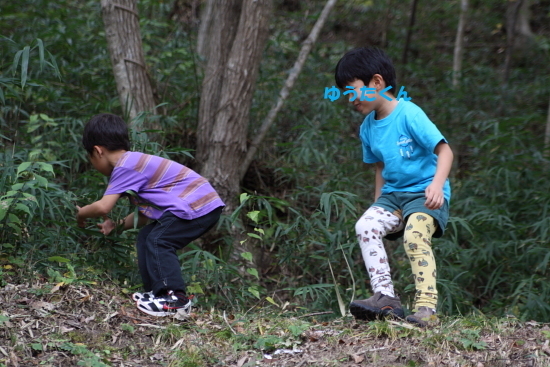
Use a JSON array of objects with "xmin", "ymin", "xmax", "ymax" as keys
[{"xmin": 76, "ymin": 113, "xmax": 224, "ymax": 317}]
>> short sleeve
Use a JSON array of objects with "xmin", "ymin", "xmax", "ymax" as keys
[
  {"xmin": 408, "ymin": 110, "xmax": 447, "ymax": 153},
  {"xmin": 104, "ymin": 167, "xmax": 148, "ymax": 196},
  {"xmin": 362, "ymin": 141, "xmax": 380, "ymax": 164}
]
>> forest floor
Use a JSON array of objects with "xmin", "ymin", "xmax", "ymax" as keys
[{"xmin": 1, "ymin": 280, "xmax": 550, "ymax": 367}]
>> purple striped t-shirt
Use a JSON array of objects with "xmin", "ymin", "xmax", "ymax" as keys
[{"xmin": 104, "ymin": 152, "xmax": 224, "ymax": 220}]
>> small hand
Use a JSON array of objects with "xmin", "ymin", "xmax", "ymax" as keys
[
  {"xmin": 76, "ymin": 205, "xmax": 86, "ymax": 228},
  {"xmin": 424, "ymin": 184, "xmax": 444, "ymax": 210},
  {"xmin": 97, "ymin": 216, "xmax": 115, "ymax": 236}
]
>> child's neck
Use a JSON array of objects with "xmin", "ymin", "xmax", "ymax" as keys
[
  {"xmin": 105, "ymin": 149, "xmax": 127, "ymax": 168},
  {"xmin": 374, "ymin": 98, "xmax": 399, "ymax": 120}
]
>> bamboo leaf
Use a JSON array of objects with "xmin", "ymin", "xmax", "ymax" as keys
[
  {"xmin": 21, "ymin": 45, "xmax": 30, "ymax": 88},
  {"xmin": 36, "ymin": 38, "xmax": 45, "ymax": 71},
  {"xmin": 11, "ymin": 50, "xmax": 22, "ymax": 76}
]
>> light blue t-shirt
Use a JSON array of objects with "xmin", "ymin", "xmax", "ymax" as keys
[{"xmin": 360, "ymin": 100, "xmax": 451, "ymax": 202}]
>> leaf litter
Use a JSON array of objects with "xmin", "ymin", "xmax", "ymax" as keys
[{"xmin": 0, "ymin": 280, "xmax": 549, "ymax": 366}]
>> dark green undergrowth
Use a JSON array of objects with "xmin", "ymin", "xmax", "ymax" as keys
[{"xmin": 1, "ymin": 0, "xmax": 550, "ymax": 323}]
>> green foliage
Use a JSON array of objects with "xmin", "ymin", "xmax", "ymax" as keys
[{"xmin": 0, "ymin": 0, "xmax": 549, "ymax": 323}]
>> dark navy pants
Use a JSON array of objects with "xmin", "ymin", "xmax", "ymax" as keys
[{"xmin": 136, "ymin": 207, "xmax": 222, "ymax": 296}]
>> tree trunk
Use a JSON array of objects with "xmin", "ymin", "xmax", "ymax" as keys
[
  {"xmin": 196, "ymin": 0, "xmax": 272, "ymax": 212},
  {"xmin": 517, "ymin": 0, "xmax": 533, "ymax": 40},
  {"xmin": 196, "ymin": 0, "xmax": 242, "ymax": 178},
  {"xmin": 101, "ymin": 0, "xmax": 158, "ymax": 127},
  {"xmin": 402, "ymin": 0, "xmax": 418, "ymax": 65},
  {"xmin": 545, "ymin": 95, "xmax": 550, "ymax": 163},
  {"xmin": 503, "ymin": 0, "xmax": 523, "ymax": 83},
  {"xmin": 452, "ymin": 0, "xmax": 468, "ymax": 88},
  {"xmin": 381, "ymin": 0, "xmax": 392, "ymax": 48},
  {"xmin": 196, "ymin": 0, "xmax": 215, "ymax": 60}
]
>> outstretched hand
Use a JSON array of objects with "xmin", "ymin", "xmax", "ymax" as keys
[
  {"xmin": 97, "ymin": 217, "xmax": 115, "ymax": 236},
  {"xmin": 76, "ymin": 205, "xmax": 86, "ymax": 228}
]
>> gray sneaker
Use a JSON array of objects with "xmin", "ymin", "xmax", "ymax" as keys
[
  {"xmin": 349, "ymin": 292, "xmax": 405, "ymax": 320},
  {"xmin": 405, "ymin": 306, "xmax": 438, "ymax": 327}
]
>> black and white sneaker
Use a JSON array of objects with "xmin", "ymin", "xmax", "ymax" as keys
[
  {"xmin": 136, "ymin": 291, "xmax": 193, "ymax": 317},
  {"xmin": 131, "ymin": 291, "xmax": 154, "ymax": 302}
]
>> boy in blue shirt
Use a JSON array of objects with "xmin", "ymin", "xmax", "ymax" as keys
[{"xmin": 334, "ymin": 47, "xmax": 453, "ymax": 327}]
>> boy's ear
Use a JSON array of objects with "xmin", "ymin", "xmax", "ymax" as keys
[
  {"xmin": 371, "ymin": 74, "xmax": 386, "ymax": 90},
  {"xmin": 93, "ymin": 145, "xmax": 104, "ymax": 157}
]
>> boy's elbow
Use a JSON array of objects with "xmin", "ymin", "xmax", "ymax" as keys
[{"xmin": 96, "ymin": 203, "xmax": 111, "ymax": 216}]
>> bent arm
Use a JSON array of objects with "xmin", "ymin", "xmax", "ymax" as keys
[
  {"xmin": 374, "ymin": 161, "xmax": 385, "ymax": 202},
  {"xmin": 432, "ymin": 141, "xmax": 453, "ymax": 188},
  {"xmin": 77, "ymin": 194, "xmax": 121, "ymax": 220}
]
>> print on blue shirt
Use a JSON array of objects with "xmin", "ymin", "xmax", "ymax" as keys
[{"xmin": 397, "ymin": 135, "xmax": 414, "ymax": 159}]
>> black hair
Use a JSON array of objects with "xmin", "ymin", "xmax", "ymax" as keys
[
  {"xmin": 82, "ymin": 113, "xmax": 131, "ymax": 154},
  {"xmin": 334, "ymin": 47, "xmax": 397, "ymax": 94}
]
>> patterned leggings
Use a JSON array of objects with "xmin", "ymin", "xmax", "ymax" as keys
[{"xmin": 355, "ymin": 206, "xmax": 438, "ymax": 309}]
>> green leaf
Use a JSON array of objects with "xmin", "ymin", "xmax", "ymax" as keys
[
  {"xmin": 246, "ymin": 210, "xmax": 260, "ymax": 223},
  {"xmin": 34, "ymin": 174, "xmax": 48, "ymax": 188},
  {"xmin": 0, "ymin": 204, "xmax": 8, "ymax": 221},
  {"xmin": 48, "ymin": 256, "xmax": 71, "ymax": 263},
  {"xmin": 248, "ymin": 286, "xmax": 260, "ymax": 299},
  {"xmin": 11, "ymin": 50, "xmax": 22, "ymax": 76},
  {"xmin": 239, "ymin": 193, "xmax": 249, "ymax": 204},
  {"xmin": 47, "ymin": 51, "xmax": 61, "ymax": 79},
  {"xmin": 14, "ymin": 203, "xmax": 31, "ymax": 216},
  {"xmin": 265, "ymin": 297, "xmax": 278, "ymax": 307},
  {"xmin": 16, "ymin": 162, "xmax": 32, "ymax": 176},
  {"xmin": 31, "ymin": 343, "xmax": 43, "ymax": 351},
  {"xmin": 36, "ymin": 38, "xmax": 45, "ymax": 71},
  {"xmin": 247, "ymin": 233, "xmax": 262, "ymax": 240},
  {"xmin": 240, "ymin": 252, "xmax": 253, "ymax": 262},
  {"xmin": 8, "ymin": 214, "xmax": 21, "ymax": 224},
  {"xmin": 21, "ymin": 45, "xmax": 30, "ymax": 88},
  {"xmin": 247, "ymin": 268, "xmax": 259, "ymax": 279},
  {"xmin": 186, "ymin": 282, "xmax": 204, "ymax": 294},
  {"xmin": 37, "ymin": 162, "xmax": 54, "ymax": 175},
  {"xmin": 39, "ymin": 113, "xmax": 54, "ymax": 122},
  {"xmin": 27, "ymin": 124, "xmax": 41, "ymax": 134}
]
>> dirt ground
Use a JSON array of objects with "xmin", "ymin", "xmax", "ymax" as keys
[{"xmin": 1, "ymin": 281, "xmax": 550, "ymax": 367}]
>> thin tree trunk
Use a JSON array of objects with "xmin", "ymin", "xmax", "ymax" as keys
[
  {"xmin": 452, "ymin": 0, "xmax": 468, "ymax": 88},
  {"xmin": 101, "ymin": 0, "xmax": 158, "ymax": 127},
  {"xmin": 517, "ymin": 0, "xmax": 533, "ymax": 40},
  {"xmin": 402, "ymin": 0, "xmax": 418, "ymax": 65},
  {"xmin": 503, "ymin": 0, "xmax": 523, "ymax": 83},
  {"xmin": 196, "ymin": 0, "xmax": 272, "ymax": 212},
  {"xmin": 240, "ymin": 0, "xmax": 338, "ymax": 181},
  {"xmin": 545, "ymin": 95, "xmax": 550, "ymax": 162},
  {"xmin": 381, "ymin": 0, "xmax": 392, "ymax": 48}
]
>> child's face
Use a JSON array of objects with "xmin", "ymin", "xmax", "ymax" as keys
[{"xmin": 346, "ymin": 78, "xmax": 378, "ymax": 115}]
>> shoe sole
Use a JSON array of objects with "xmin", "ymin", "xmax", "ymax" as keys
[
  {"xmin": 135, "ymin": 301, "xmax": 192, "ymax": 317},
  {"xmin": 350, "ymin": 302, "xmax": 405, "ymax": 320},
  {"xmin": 136, "ymin": 301, "xmax": 170, "ymax": 317}
]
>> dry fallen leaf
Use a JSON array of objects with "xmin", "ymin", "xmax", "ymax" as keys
[
  {"xmin": 236, "ymin": 356, "xmax": 248, "ymax": 367},
  {"xmin": 352, "ymin": 353, "xmax": 364, "ymax": 363},
  {"xmin": 31, "ymin": 301, "xmax": 54, "ymax": 311}
]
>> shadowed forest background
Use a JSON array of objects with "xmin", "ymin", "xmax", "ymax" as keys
[{"xmin": 1, "ymin": 0, "xmax": 550, "ymax": 324}]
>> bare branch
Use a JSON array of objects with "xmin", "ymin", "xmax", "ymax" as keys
[{"xmin": 239, "ymin": 0, "xmax": 338, "ymax": 181}]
